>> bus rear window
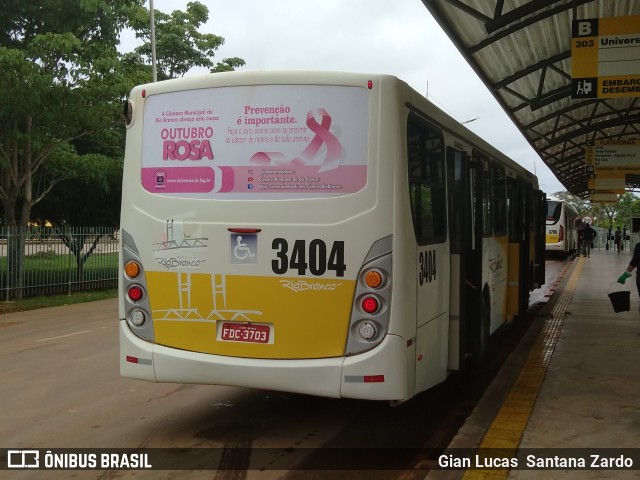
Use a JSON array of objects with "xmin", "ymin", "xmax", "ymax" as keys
[
  {"xmin": 139, "ymin": 85, "xmax": 369, "ymax": 200},
  {"xmin": 547, "ymin": 201, "xmax": 561, "ymax": 222}
]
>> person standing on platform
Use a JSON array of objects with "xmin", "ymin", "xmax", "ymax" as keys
[
  {"xmin": 576, "ymin": 219, "xmax": 584, "ymax": 256},
  {"xmin": 618, "ymin": 241, "xmax": 640, "ymax": 311},
  {"xmin": 581, "ymin": 222, "xmax": 596, "ymax": 257},
  {"xmin": 614, "ymin": 227, "xmax": 623, "ymax": 253}
]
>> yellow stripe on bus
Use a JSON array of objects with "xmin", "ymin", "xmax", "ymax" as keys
[{"xmin": 145, "ymin": 271, "xmax": 355, "ymax": 359}]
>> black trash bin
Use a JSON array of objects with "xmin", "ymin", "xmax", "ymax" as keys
[{"xmin": 608, "ymin": 283, "xmax": 630, "ymax": 313}]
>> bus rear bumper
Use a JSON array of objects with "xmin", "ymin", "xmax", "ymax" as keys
[
  {"xmin": 120, "ymin": 321, "xmax": 408, "ymax": 400},
  {"xmin": 341, "ymin": 335, "xmax": 409, "ymax": 401}
]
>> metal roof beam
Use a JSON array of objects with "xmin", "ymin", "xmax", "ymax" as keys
[
  {"xmin": 530, "ymin": 86, "xmax": 573, "ymax": 111},
  {"xmin": 525, "ymin": 99, "xmax": 609, "ymax": 129},
  {"xmin": 527, "ymin": 104, "xmax": 630, "ymax": 144},
  {"xmin": 541, "ymin": 115, "xmax": 640, "ymax": 150},
  {"xmin": 438, "ymin": 0, "xmax": 492, "ymax": 22},
  {"xmin": 492, "ymin": 51, "xmax": 570, "ymax": 89},
  {"xmin": 469, "ymin": 0, "xmax": 593, "ymax": 54},
  {"xmin": 485, "ymin": 0, "xmax": 567, "ymax": 33},
  {"xmin": 532, "ymin": 113, "xmax": 640, "ymax": 147},
  {"xmin": 421, "ymin": 0, "xmax": 640, "ymax": 197},
  {"xmin": 527, "ymin": 122, "xmax": 585, "ymax": 150},
  {"xmin": 500, "ymin": 86, "xmax": 532, "ymax": 105}
]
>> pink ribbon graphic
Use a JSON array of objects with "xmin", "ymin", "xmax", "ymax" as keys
[
  {"xmin": 248, "ymin": 152, "xmax": 288, "ymax": 166},
  {"xmin": 250, "ymin": 109, "xmax": 343, "ymax": 171}
]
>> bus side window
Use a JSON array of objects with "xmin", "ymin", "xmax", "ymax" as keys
[
  {"xmin": 407, "ymin": 114, "xmax": 446, "ymax": 246},
  {"xmin": 446, "ymin": 148, "xmax": 466, "ymax": 254},
  {"xmin": 492, "ymin": 163, "xmax": 507, "ymax": 236},
  {"xmin": 507, "ymin": 178, "xmax": 519, "ymax": 242},
  {"xmin": 481, "ymin": 156, "xmax": 492, "ymax": 237}
]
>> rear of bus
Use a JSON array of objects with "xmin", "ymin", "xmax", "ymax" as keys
[
  {"xmin": 545, "ymin": 199, "xmax": 568, "ymax": 252},
  {"xmin": 119, "ymin": 71, "xmax": 412, "ymax": 401}
]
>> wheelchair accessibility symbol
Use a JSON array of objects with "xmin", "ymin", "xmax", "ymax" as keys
[{"xmin": 230, "ymin": 234, "xmax": 258, "ymax": 264}]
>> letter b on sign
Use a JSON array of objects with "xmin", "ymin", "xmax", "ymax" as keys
[{"xmin": 572, "ymin": 19, "xmax": 598, "ymax": 37}]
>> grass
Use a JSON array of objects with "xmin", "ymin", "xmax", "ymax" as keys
[
  {"xmin": 0, "ymin": 252, "xmax": 118, "ymax": 288},
  {"xmin": 0, "ymin": 289, "xmax": 117, "ymax": 315}
]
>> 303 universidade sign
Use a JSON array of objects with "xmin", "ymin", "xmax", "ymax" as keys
[{"xmin": 571, "ymin": 15, "xmax": 640, "ymax": 99}]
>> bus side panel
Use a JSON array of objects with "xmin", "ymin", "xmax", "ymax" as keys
[
  {"xmin": 535, "ymin": 192, "xmax": 546, "ymax": 287},
  {"xmin": 119, "ymin": 321, "xmax": 156, "ymax": 382},
  {"xmin": 484, "ymin": 235, "xmax": 509, "ymax": 333},
  {"xmin": 415, "ymin": 311, "xmax": 449, "ymax": 392},
  {"xmin": 341, "ymin": 335, "xmax": 410, "ymax": 400},
  {"xmin": 414, "ymin": 243, "xmax": 450, "ymax": 394},
  {"xmin": 506, "ymin": 243, "xmax": 520, "ymax": 317},
  {"xmin": 447, "ymin": 253, "xmax": 461, "ymax": 371}
]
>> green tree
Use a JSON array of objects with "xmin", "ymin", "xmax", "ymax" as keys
[
  {"xmin": 552, "ymin": 191, "xmax": 640, "ymax": 230},
  {"xmin": 31, "ymin": 156, "xmax": 122, "ymax": 283},
  {"xmin": 610, "ymin": 192, "xmax": 640, "ymax": 230},
  {"xmin": 0, "ymin": 0, "xmax": 141, "ymax": 297},
  {"xmin": 589, "ymin": 201, "xmax": 617, "ymax": 228},
  {"xmin": 124, "ymin": 1, "xmax": 245, "ymax": 80},
  {"xmin": 0, "ymin": 0, "xmax": 245, "ymax": 297},
  {"xmin": 31, "ymin": 156, "xmax": 122, "ymax": 227},
  {"xmin": 0, "ymin": 0, "xmax": 140, "ymax": 229}
]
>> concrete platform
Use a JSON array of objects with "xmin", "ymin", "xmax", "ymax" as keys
[{"xmin": 428, "ymin": 247, "xmax": 640, "ymax": 479}]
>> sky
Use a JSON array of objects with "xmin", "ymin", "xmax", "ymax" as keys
[{"xmin": 121, "ymin": 0, "xmax": 566, "ymax": 194}]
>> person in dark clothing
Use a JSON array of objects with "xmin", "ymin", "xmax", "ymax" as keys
[
  {"xmin": 580, "ymin": 223, "xmax": 596, "ymax": 257},
  {"xmin": 618, "ymin": 242, "xmax": 640, "ymax": 309},
  {"xmin": 576, "ymin": 220, "xmax": 584, "ymax": 254},
  {"xmin": 614, "ymin": 227, "xmax": 623, "ymax": 253}
]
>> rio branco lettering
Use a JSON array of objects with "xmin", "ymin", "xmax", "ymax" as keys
[{"xmin": 280, "ymin": 280, "xmax": 342, "ymax": 292}]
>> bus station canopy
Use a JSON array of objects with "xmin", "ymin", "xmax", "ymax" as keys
[{"xmin": 421, "ymin": 0, "xmax": 640, "ymax": 197}]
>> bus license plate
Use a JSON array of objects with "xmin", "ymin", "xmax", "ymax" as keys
[{"xmin": 219, "ymin": 323, "xmax": 270, "ymax": 344}]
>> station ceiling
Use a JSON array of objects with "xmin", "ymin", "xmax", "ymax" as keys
[{"xmin": 421, "ymin": 0, "xmax": 640, "ymax": 197}]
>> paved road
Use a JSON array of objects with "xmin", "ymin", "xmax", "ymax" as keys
[
  {"xmin": 1, "ymin": 299, "xmax": 423, "ymax": 480},
  {"xmin": 0, "ymin": 258, "xmax": 570, "ymax": 480},
  {"xmin": 0, "ymin": 299, "xmax": 294, "ymax": 479}
]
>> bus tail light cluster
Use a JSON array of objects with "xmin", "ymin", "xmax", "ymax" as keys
[
  {"xmin": 121, "ymin": 230, "xmax": 155, "ymax": 342},
  {"xmin": 345, "ymin": 236, "xmax": 392, "ymax": 355},
  {"xmin": 558, "ymin": 225, "xmax": 565, "ymax": 242},
  {"xmin": 124, "ymin": 261, "xmax": 145, "ymax": 307}
]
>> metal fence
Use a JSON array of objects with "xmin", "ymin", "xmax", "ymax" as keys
[{"xmin": 0, "ymin": 226, "xmax": 119, "ymax": 300}]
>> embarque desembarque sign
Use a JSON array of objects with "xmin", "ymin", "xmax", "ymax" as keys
[{"xmin": 572, "ymin": 15, "xmax": 640, "ymax": 99}]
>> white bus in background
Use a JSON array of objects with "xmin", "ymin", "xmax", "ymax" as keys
[
  {"xmin": 545, "ymin": 198, "xmax": 579, "ymax": 255},
  {"xmin": 119, "ymin": 70, "xmax": 546, "ymax": 403}
]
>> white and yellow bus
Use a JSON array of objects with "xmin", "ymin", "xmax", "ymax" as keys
[
  {"xmin": 119, "ymin": 71, "xmax": 546, "ymax": 403},
  {"xmin": 545, "ymin": 198, "xmax": 579, "ymax": 255}
]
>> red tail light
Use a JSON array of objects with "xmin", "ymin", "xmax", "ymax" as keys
[
  {"xmin": 361, "ymin": 296, "xmax": 380, "ymax": 314},
  {"xmin": 558, "ymin": 225, "xmax": 565, "ymax": 242},
  {"xmin": 127, "ymin": 285, "xmax": 144, "ymax": 302}
]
